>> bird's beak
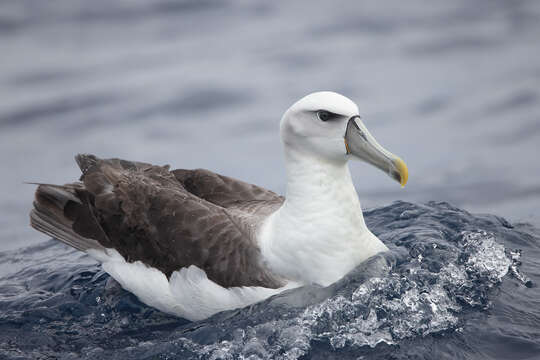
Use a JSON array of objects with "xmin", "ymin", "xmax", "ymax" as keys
[{"xmin": 344, "ymin": 116, "xmax": 408, "ymax": 187}]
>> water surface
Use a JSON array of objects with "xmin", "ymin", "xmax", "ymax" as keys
[
  {"xmin": 1, "ymin": 201, "xmax": 538, "ymax": 359},
  {"xmin": 0, "ymin": 1, "xmax": 539, "ymax": 359}
]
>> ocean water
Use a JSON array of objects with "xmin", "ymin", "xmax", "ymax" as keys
[
  {"xmin": 1, "ymin": 0, "xmax": 540, "ymax": 359},
  {"xmin": 1, "ymin": 201, "xmax": 539, "ymax": 359}
]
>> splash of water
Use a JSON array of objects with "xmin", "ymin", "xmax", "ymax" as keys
[{"xmin": 1, "ymin": 202, "xmax": 536, "ymax": 360}]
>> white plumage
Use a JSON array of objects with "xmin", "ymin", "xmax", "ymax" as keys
[{"xmin": 88, "ymin": 248, "xmax": 292, "ymax": 321}]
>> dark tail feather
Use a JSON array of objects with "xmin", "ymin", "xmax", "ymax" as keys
[{"xmin": 30, "ymin": 184, "xmax": 105, "ymax": 252}]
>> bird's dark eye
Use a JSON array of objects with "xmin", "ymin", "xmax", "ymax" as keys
[{"xmin": 317, "ymin": 110, "xmax": 333, "ymax": 122}]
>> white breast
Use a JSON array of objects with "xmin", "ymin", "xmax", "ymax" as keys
[{"xmin": 258, "ymin": 150, "xmax": 388, "ymax": 286}]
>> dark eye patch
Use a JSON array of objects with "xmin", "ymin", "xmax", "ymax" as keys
[{"xmin": 316, "ymin": 110, "xmax": 341, "ymax": 122}]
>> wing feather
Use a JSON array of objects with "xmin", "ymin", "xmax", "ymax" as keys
[{"xmin": 30, "ymin": 154, "xmax": 284, "ymax": 289}]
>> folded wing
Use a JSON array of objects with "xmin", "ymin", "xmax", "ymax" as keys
[{"xmin": 30, "ymin": 154, "xmax": 284, "ymax": 289}]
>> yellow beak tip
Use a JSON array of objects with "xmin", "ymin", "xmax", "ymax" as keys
[{"xmin": 395, "ymin": 158, "xmax": 408, "ymax": 188}]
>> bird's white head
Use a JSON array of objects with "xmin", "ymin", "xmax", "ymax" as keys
[{"xmin": 280, "ymin": 91, "xmax": 408, "ymax": 187}]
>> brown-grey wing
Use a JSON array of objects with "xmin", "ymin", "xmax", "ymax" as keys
[
  {"xmin": 32, "ymin": 154, "xmax": 284, "ymax": 289},
  {"xmin": 172, "ymin": 168, "xmax": 284, "ymax": 210}
]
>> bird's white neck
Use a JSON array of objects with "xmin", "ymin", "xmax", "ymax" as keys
[
  {"xmin": 283, "ymin": 148, "xmax": 357, "ymax": 212},
  {"xmin": 259, "ymin": 147, "xmax": 388, "ymax": 286}
]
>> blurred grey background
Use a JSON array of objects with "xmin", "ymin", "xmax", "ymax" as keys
[{"xmin": 1, "ymin": 0, "xmax": 539, "ymax": 251}]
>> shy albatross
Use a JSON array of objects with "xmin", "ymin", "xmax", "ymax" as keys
[{"xmin": 30, "ymin": 91, "xmax": 408, "ymax": 321}]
